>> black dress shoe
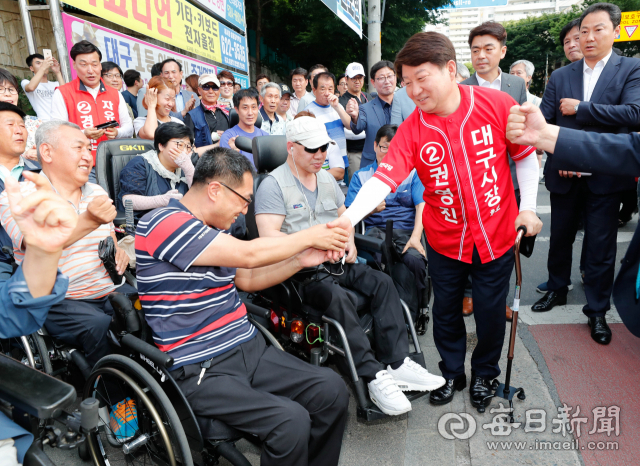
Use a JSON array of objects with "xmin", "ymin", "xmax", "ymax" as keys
[
  {"xmin": 429, "ymin": 374, "xmax": 466, "ymax": 406},
  {"xmin": 588, "ymin": 316, "xmax": 612, "ymax": 345},
  {"xmin": 531, "ymin": 291, "xmax": 567, "ymax": 312},
  {"xmin": 470, "ymin": 373, "xmax": 493, "ymax": 412}
]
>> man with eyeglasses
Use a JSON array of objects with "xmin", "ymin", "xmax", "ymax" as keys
[
  {"xmin": 184, "ymin": 74, "xmax": 230, "ymax": 152},
  {"xmin": 136, "ymin": 146, "xmax": 353, "ymax": 466},
  {"xmin": 50, "ymin": 41, "xmax": 133, "ymax": 183},
  {"xmin": 255, "ymin": 116, "xmax": 446, "ymax": 417},
  {"xmin": 339, "ymin": 63, "xmax": 371, "ymax": 181},
  {"xmin": 343, "ymin": 60, "xmax": 397, "ymax": 171}
]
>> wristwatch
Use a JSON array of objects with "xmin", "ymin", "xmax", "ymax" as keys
[{"xmin": 574, "ymin": 103, "xmax": 579, "ymax": 114}]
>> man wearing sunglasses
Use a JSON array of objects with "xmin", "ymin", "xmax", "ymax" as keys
[
  {"xmin": 184, "ymin": 74, "xmax": 230, "ymax": 153},
  {"xmin": 255, "ymin": 116, "xmax": 446, "ymax": 417}
]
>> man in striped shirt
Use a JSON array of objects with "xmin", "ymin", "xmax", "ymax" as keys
[
  {"xmin": 136, "ymin": 147, "xmax": 350, "ymax": 466},
  {"xmin": 0, "ymin": 120, "xmax": 130, "ymax": 367}
]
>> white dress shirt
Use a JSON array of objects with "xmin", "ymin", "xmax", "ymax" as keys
[
  {"xmin": 583, "ymin": 50, "xmax": 613, "ymax": 102},
  {"xmin": 50, "ymin": 85, "xmax": 133, "ymax": 139},
  {"xmin": 476, "ymin": 71, "xmax": 502, "ymax": 90}
]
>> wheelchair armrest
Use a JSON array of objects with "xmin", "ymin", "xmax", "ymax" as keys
[
  {"xmin": 354, "ymin": 233, "xmax": 384, "ymax": 252},
  {"xmin": 243, "ymin": 301, "xmax": 270, "ymax": 320},
  {"xmin": 0, "ymin": 353, "xmax": 75, "ymax": 419},
  {"xmin": 121, "ymin": 333, "xmax": 174, "ymax": 369}
]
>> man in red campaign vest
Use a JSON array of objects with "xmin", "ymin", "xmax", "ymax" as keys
[
  {"xmin": 51, "ymin": 40, "xmax": 133, "ymax": 183},
  {"xmin": 330, "ymin": 32, "xmax": 543, "ymax": 411}
]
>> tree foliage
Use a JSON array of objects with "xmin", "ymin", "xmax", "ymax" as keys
[
  {"xmin": 503, "ymin": 0, "xmax": 640, "ymax": 96},
  {"xmin": 246, "ymin": 0, "xmax": 450, "ymax": 78}
]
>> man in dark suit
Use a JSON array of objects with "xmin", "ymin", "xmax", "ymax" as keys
[
  {"xmin": 533, "ymin": 3, "xmax": 640, "ymax": 345},
  {"xmin": 506, "ymin": 102, "xmax": 640, "ymax": 340},
  {"xmin": 342, "ymin": 60, "xmax": 397, "ymax": 170},
  {"xmin": 462, "ymin": 20, "xmax": 528, "ymax": 321}
]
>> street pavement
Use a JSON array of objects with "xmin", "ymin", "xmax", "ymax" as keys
[{"xmin": 46, "ymin": 182, "xmax": 639, "ymax": 466}]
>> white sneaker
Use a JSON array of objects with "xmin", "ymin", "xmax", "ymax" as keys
[
  {"xmin": 387, "ymin": 357, "xmax": 446, "ymax": 392},
  {"xmin": 368, "ymin": 370, "xmax": 412, "ymax": 416}
]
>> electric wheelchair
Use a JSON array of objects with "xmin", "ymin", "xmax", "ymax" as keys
[{"xmin": 238, "ymin": 135, "xmax": 430, "ymax": 421}]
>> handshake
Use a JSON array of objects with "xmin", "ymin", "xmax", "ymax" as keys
[{"xmin": 295, "ymin": 216, "xmax": 356, "ymax": 269}]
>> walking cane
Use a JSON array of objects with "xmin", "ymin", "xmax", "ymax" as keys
[{"xmin": 480, "ymin": 226, "xmax": 527, "ymax": 420}]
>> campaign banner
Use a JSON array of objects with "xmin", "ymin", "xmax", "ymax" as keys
[
  {"xmin": 62, "ymin": 14, "xmax": 249, "ymax": 89},
  {"xmin": 219, "ymin": 23, "xmax": 248, "ymax": 71},
  {"xmin": 61, "ymin": 0, "xmax": 248, "ymax": 72},
  {"xmin": 191, "ymin": 0, "xmax": 245, "ymax": 32},
  {"xmin": 320, "ymin": 0, "xmax": 362, "ymax": 38}
]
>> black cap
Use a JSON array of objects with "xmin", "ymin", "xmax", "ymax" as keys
[
  {"xmin": 0, "ymin": 102, "xmax": 25, "ymax": 119},
  {"xmin": 279, "ymin": 83, "xmax": 293, "ymax": 96}
]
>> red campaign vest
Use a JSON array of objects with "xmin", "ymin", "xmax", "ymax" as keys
[{"xmin": 57, "ymin": 78, "xmax": 120, "ymax": 163}]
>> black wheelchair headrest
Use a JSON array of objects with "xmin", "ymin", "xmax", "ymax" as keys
[
  {"xmin": 229, "ymin": 108, "xmax": 263, "ymax": 129},
  {"xmin": 95, "ymin": 138, "xmax": 155, "ymax": 201},
  {"xmin": 252, "ymin": 136, "xmax": 287, "ymax": 174}
]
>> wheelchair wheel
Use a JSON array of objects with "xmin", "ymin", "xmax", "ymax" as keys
[
  {"xmin": 83, "ymin": 354, "xmax": 193, "ymax": 466},
  {"xmin": 0, "ymin": 332, "xmax": 52, "ymax": 374}
]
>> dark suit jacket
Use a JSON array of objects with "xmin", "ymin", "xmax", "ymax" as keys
[
  {"xmin": 553, "ymin": 127, "xmax": 640, "ymax": 337},
  {"xmin": 462, "ymin": 71, "xmax": 527, "ymax": 190},
  {"xmin": 351, "ymin": 96, "xmax": 391, "ymax": 168},
  {"xmin": 540, "ymin": 53, "xmax": 640, "ymax": 195}
]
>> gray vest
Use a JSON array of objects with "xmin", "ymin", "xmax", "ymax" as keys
[{"xmin": 269, "ymin": 163, "xmax": 339, "ymax": 234}]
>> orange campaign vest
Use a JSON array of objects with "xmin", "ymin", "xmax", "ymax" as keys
[{"xmin": 57, "ymin": 78, "xmax": 121, "ymax": 163}]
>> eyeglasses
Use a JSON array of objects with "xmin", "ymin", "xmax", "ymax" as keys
[
  {"xmin": 297, "ymin": 142, "xmax": 329, "ymax": 154},
  {"xmin": 0, "ymin": 87, "xmax": 17, "ymax": 95},
  {"xmin": 378, "ymin": 144, "xmax": 389, "ymax": 152},
  {"xmin": 375, "ymin": 74, "xmax": 396, "ymax": 83},
  {"xmin": 218, "ymin": 182, "xmax": 253, "ymax": 205},
  {"xmin": 172, "ymin": 140, "xmax": 194, "ymax": 152},
  {"xmin": 201, "ymin": 84, "xmax": 219, "ymax": 91},
  {"xmin": 103, "ymin": 73, "xmax": 122, "ymax": 79},
  {"xmin": 219, "ymin": 81, "xmax": 234, "ymax": 87}
]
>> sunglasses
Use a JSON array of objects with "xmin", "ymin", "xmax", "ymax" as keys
[
  {"xmin": 297, "ymin": 142, "xmax": 329, "ymax": 154},
  {"xmin": 219, "ymin": 81, "xmax": 234, "ymax": 87},
  {"xmin": 201, "ymin": 83, "xmax": 219, "ymax": 91}
]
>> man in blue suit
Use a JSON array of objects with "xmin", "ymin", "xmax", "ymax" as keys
[
  {"xmin": 344, "ymin": 60, "xmax": 397, "ymax": 169},
  {"xmin": 506, "ymin": 102, "xmax": 640, "ymax": 340},
  {"xmin": 532, "ymin": 3, "xmax": 640, "ymax": 345}
]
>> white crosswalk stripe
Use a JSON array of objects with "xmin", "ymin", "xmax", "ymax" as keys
[{"xmin": 517, "ymin": 304, "xmax": 623, "ymax": 326}]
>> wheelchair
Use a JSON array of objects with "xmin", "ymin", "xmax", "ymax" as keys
[{"xmin": 239, "ymin": 135, "xmax": 430, "ymax": 421}]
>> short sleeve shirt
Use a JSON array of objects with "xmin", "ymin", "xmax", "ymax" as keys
[
  {"xmin": 135, "ymin": 199, "xmax": 256, "ymax": 369},
  {"xmin": 0, "ymin": 179, "xmax": 116, "ymax": 299},
  {"xmin": 372, "ymin": 85, "xmax": 535, "ymax": 264}
]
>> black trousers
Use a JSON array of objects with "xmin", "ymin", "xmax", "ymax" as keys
[
  {"xmin": 43, "ymin": 284, "xmax": 137, "ymax": 366},
  {"xmin": 548, "ymin": 179, "xmax": 619, "ymax": 316},
  {"xmin": 173, "ymin": 334, "xmax": 349, "ymax": 466},
  {"xmin": 298, "ymin": 263, "xmax": 410, "ymax": 380},
  {"xmin": 427, "ymin": 244, "xmax": 514, "ymax": 380}
]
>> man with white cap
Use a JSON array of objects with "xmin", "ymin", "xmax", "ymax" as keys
[
  {"xmin": 184, "ymin": 74, "xmax": 230, "ymax": 153},
  {"xmin": 339, "ymin": 63, "xmax": 371, "ymax": 180},
  {"xmin": 255, "ymin": 116, "xmax": 446, "ymax": 416}
]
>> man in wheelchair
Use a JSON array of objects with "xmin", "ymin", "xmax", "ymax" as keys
[
  {"xmin": 346, "ymin": 124, "xmax": 429, "ymax": 320},
  {"xmin": 0, "ymin": 173, "xmax": 78, "ymax": 466},
  {"xmin": 255, "ymin": 116, "xmax": 445, "ymax": 416},
  {"xmin": 135, "ymin": 147, "xmax": 350, "ymax": 466}
]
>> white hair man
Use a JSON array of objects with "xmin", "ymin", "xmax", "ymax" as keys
[
  {"xmin": 510, "ymin": 60, "xmax": 541, "ymax": 107},
  {"xmin": 259, "ymin": 82, "xmax": 286, "ymax": 135},
  {"xmin": 456, "ymin": 61, "xmax": 470, "ymax": 82}
]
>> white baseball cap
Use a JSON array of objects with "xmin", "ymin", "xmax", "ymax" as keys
[
  {"xmin": 286, "ymin": 116, "xmax": 336, "ymax": 148},
  {"xmin": 198, "ymin": 74, "xmax": 220, "ymax": 87},
  {"xmin": 345, "ymin": 62, "xmax": 366, "ymax": 78}
]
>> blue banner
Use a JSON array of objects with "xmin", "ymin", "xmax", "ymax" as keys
[
  {"xmin": 443, "ymin": 0, "xmax": 508, "ymax": 9},
  {"xmin": 219, "ymin": 23, "xmax": 248, "ymax": 72},
  {"xmin": 320, "ymin": 0, "xmax": 362, "ymax": 38}
]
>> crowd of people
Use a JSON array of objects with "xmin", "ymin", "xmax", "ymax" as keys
[{"xmin": 1, "ymin": 2, "xmax": 639, "ymax": 465}]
